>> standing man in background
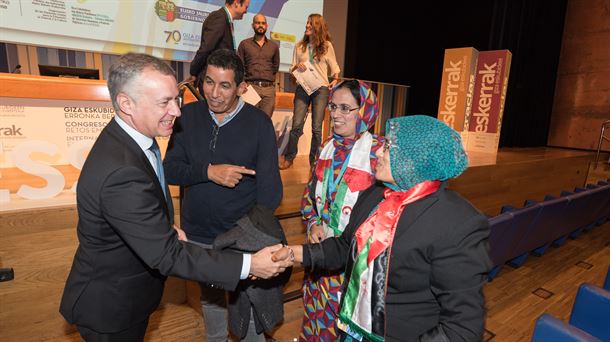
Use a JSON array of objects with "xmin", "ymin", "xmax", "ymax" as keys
[
  {"xmin": 237, "ymin": 13, "xmax": 280, "ymax": 117},
  {"xmin": 189, "ymin": 0, "xmax": 250, "ymax": 88}
]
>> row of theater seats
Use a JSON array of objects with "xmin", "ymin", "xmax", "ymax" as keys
[
  {"xmin": 531, "ymin": 266, "xmax": 610, "ymax": 341},
  {"xmin": 487, "ymin": 179, "xmax": 610, "ymax": 279}
]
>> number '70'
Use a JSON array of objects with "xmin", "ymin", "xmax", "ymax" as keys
[{"xmin": 164, "ymin": 30, "xmax": 182, "ymax": 43}]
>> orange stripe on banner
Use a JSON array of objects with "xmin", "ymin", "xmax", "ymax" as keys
[{"xmin": 0, "ymin": 74, "xmax": 109, "ymax": 101}]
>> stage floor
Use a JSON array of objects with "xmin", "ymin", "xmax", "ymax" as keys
[{"xmin": 279, "ymin": 147, "xmax": 595, "ymax": 179}]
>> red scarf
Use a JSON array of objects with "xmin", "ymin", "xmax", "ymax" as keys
[
  {"xmin": 340, "ymin": 180, "xmax": 441, "ymax": 341},
  {"xmin": 354, "ymin": 180, "xmax": 441, "ymax": 262}
]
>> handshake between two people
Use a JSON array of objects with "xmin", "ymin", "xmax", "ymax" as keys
[
  {"xmin": 173, "ymin": 225, "xmax": 301, "ymax": 280},
  {"xmin": 249, "ymin": 244, "xmax": 296, "ymax": 279}
]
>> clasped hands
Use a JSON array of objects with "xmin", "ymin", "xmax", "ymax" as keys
[
  {"xmin": 249, "ymin": 244, "xmax": 297, "ymax": 279},
  {"xmin": 173, "ymin": 226, "xmax": 296, "ymax": 280}
]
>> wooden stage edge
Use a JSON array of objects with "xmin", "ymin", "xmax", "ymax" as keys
[{"xmin": 1, "ymin": 146, "xmax": 605, "ymax": 218}]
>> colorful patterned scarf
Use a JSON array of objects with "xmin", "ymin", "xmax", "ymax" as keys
[
  {"xmin": 315, "ymin": 132, "xmax": 375, "ymax": 236},
  {"xmin": 334, "ymin": 80, "xmax": 379, "ymax": 141},
  {"xmin": 309, "ymin": 81, "xmax": 381, "ymax": 236}
]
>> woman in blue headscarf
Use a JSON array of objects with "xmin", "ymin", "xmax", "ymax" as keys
[{"xmin": 276, "ymin": 115, "xmax": 492, "ymax": 341}]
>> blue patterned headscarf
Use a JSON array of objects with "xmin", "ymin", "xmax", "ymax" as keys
[
  {"xmin": 384, "ymin": 115, "xmax": 468, "ymax": 191},
  {"xmin": 330, "ymin": 80, "xmax": 379, "ymax": 141}
]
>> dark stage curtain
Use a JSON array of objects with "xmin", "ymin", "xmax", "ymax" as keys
[
  {"xmin": 0, "ymin": 43, "xmax": 9, "ymax": 73},
  {"xmin": 345, "ymin": 0, "xmax": 568, "ymax": 147}
]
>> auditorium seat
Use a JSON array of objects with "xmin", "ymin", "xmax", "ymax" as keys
[
  {"xmin": 498, "ymin": 203, "xmax": 542, "ymax": 268},
  {"xmin": 593, "ymin": 184, "xmax": 610, "ymax": 225},
  {"xmin": 512, "ymin": 196, "xmax": 570, "ymax": 257},
  {"xmin": 487, "ymin": 212, "xmax": 517, "ymax": 280},
  {"xmin": 569, "ymin": 283, "xmax": 610, "ymax": 341},
  {"xmin": 555, "ymin": 190, "xmax": 596, "ymax": 243},
  {"xmin": 574, "ymin": 184, "xmax": 610, "ymax": 230},
  {"xmin": 593, "ymin": 182, "xmax": 610, "ymax": 224},
  {"xmin": 488, "ymin": 182, "xmax": 609, "ymax": 276},
  {"xmin": 532, "ymin": 314, "xmax": 601, "ymax": 342}
]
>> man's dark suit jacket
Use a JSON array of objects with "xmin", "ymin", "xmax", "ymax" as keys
[
  {"xmin": 190, "ymin": 7, "xmax": 233, "ymax": 77},
  {"xmin": 59, "ymin": 119, "xmax": 243, "ymax": 334}
]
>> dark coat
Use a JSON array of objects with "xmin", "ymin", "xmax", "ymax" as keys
[
  {"xmin": 190, "ymin": 7, "xmax": 234, "ymax": 77},
  {"xmin": 214, "ymin": 205, "xmax": 291, "ymax": 338},
  {"xmin": 303, "ymin": 182, "xmax": 492, "ymax": 342},
  {"xmin": 59, "ymin": 119, "xmax": 242, "ymax": 333}
]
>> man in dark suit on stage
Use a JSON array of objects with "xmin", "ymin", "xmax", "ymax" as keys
[
  {"xmin": 189, "ymin": 0, "xmax": 250, "ymax": 86},
  {"xmin": 59, "ymin": 52, "xmax": 289, "ymax": 342}
]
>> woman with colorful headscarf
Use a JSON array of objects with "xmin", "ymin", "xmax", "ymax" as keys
[
  {"xmin": 299, "ymin": 80, "xmax": 383, "ymax": 341},
  {"xmin": 276, "ymin": 115, "xmax": 492, "ymax": 341}
]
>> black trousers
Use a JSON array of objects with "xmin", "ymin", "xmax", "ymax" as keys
[{"xmin": 77, "ymin": 319, "xmax": 149, "ymax": 342}]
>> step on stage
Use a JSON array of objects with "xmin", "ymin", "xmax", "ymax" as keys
[{"xmin": 277, "ymin": 147, "xmax": 602, "ymax": 217}]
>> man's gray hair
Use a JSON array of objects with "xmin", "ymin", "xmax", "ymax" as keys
[{"xmin": 107, "ymin": 53, "xmax": 175, "ymax": 112}]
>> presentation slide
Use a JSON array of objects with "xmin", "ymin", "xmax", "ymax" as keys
[{"xmin": 0, "ymin": 0, "xmax": 323, "ymax": 71}]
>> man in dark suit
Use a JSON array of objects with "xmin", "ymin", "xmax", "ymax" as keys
[
  {"xmin": 189, "ymin": 0, "xmax": 250, "ymax": 86},
  {"xmin": 59, "ymin": 52, "xmax": 289, "ymax": 342}
]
